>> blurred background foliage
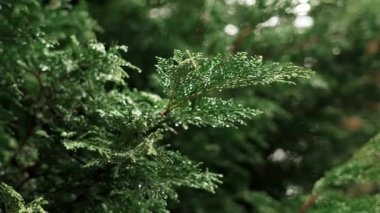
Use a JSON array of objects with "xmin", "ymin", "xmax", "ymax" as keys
[{"xmin": 87, "ymin": 0, "xmax": 380, "ymax": 212}]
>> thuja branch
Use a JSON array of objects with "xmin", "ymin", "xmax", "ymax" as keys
[{"xmin": 298, "ymin": 192, "xmax": 321, "ymax": 213}]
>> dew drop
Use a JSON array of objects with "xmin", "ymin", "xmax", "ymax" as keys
[
  {"xmin": 183, "ymin": 124, "xmax": 189, "ymax": 130},
  {"xmin": 40, "ymin": 65, "xmax": 49, "ymax": 72}
]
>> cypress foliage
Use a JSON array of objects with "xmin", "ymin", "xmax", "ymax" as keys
[
  {"xmin": 0, "ymin": 0, "xmax": 312, "ymax": 212},
  {"xmin": 1, "ymin": 0, "xmax": 379, "ymax": 212},
  {"xmin": 87, "ymin": 0, "xmax": 380, "ymax": 212},
  {"xmin": 308, "ymin": 134, "xmax": 380, "ymax": 212}
]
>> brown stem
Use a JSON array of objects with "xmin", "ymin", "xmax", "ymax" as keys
[
  {"xmin": 160, "ymin": 99, "xmax": 173, "ymax": 116},
  {"xmin": 298, "ymin": 192, "xmax": 321, "ymax": 213},
  {"xmin": 231, "ymin": 25, "xmax": 252, "ymax": 53}
]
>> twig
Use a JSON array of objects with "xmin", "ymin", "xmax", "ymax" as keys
[{"xmin": 298, "ymin": 192, "xmax": 321, "ymax": 213}]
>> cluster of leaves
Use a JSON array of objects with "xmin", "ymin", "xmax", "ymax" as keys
[
  {"xmin": 0, "ymin": 0, "xmax": 312, "ymax": 211},
  {"xmin": 155, "ymin": 50, "xmax": 309, "ymax": 126}
]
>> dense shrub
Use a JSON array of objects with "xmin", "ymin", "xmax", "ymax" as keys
[{"xmin": 1, "ymin": 0, "xmax": 379, "ymax": 212}]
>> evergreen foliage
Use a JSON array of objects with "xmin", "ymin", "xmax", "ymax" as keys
[
  {"xmin": 0, "ymin": 182, "xmax": 46, "ymax": 213},
  {"xmin": 308, "ymin": 133, "xmax": 380, "ymax": 212},
  {"xmin": 1, "ymin": 0, "xmax": 379, "ymax": 212},
  {"xmin": 0, "ymin": 0, "xmax": 314, "ymax": 212},
  {"xmin": 87, "ymin": 0, "xmax": 379, "ymax": 212}
]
